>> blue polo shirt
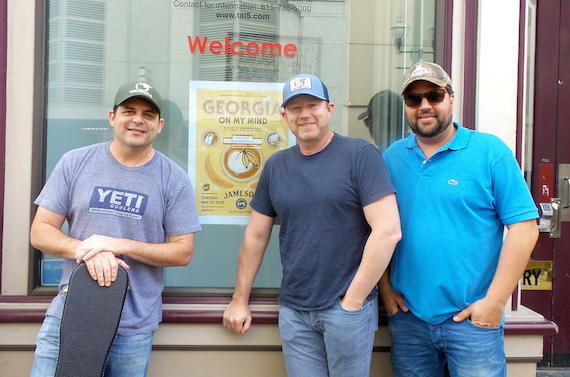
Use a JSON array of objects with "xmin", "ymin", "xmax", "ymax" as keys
[{"xmin": 382, "ymin": 124, "xmax": 538, "ymax": 325}]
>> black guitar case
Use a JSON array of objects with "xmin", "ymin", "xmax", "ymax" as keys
[{"xmin": 55, "ymin": 263, "xmax": 129, "ymax": 377}]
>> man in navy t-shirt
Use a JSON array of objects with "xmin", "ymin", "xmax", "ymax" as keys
[{"xmin": 223, "ymin": 74, "xmax": 401, "ymax": 377}]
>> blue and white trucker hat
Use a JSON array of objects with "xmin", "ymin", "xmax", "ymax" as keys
[{"xmin": 282, "ymin": 74, "xmax": 329, "ymax": 108}]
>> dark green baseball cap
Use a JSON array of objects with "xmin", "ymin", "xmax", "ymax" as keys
[{"xmin": 114, "ymin": 81, "xmax": 163, "ymax": 115}]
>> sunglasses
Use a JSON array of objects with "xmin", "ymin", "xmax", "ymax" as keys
[{"xmin": 402, "ymin": 89, "xmax": 448, "ymax": 108}]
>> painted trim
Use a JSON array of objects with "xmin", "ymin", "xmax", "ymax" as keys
[
  {"xmin": 516, "ymin": 0, "xmax": 526, "ymax": 164},
  {"xmin": 445, "ymin": 0, "xmax": 454, "ymax": 71},
  {"xmin": 0, "ymin": 0, "xmax": 7, "ymax": 294},
  {"xmin": 504, "ymin": 321, "xmax": 558, "ymax": 335},
  {"xmin": 462, "ymin": 0, "xmax": 477, "ymax": 129},
  {"xmin": 0, "ymin": 296, "xmax": 559, "ymax": 337}
]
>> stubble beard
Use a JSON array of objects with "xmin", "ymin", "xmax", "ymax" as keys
[{"xmin": 408, "ymin": 107, "xmax": 453, "ymax": 139}]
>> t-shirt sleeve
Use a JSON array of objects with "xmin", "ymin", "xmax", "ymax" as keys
[
  {"xmin": 164, "ymin": 175, "xmax": 202, "ymax": 236},
  {"xmin": 249, "ymin": 158, "xmax": 277, "ymax": 218},
  {"xmin": 355, "ymin": 143, "xmax": 396, "ymax": 207},
  {"xmin": 34, "ymin": 154, "xmax": 73, "ymax": 216}
]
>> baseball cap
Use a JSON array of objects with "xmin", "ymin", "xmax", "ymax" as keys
[
  {"xmin": 358, "ymin": 90, "xmax": 403, "ymax": 121},
  {"xmin": 114, "ymin": 81, "xmax": 163, "ymax": 115},
  {"xmin": 358, "ymin": 91, "xmax": 383, "ymax": 121},
  {"xmin": 401, "ymin": 62, "xmax": 452, "ymax": 95},
  {"xmin": 282, "ymin": 74, "xmax": 329, "ymax": 108}
]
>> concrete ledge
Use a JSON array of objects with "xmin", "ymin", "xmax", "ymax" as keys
[{"xmin": 0, "ymin": 298, "xmax": 556, "ymax": 377}]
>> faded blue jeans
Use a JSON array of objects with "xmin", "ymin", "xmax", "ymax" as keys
[
  {"xmin": 30, "ymin": 315, "xmax": 154, "ymax": 377},
  {"xmin": 278, "ymin": 293, "xmax": 379, "ymax": 377},
  {"xmin": 387, "ymin": 309, "xmax": 506, "ymax": 377}
]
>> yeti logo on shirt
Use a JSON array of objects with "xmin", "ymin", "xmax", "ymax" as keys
[{"xmin": 89, "ymin": 186, "xmax": 148, "ymax": 220}]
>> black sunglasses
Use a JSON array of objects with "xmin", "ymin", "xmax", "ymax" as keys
[{"xmin": 402, "ymin": 89, "xmax": 448, "ymax": 108}]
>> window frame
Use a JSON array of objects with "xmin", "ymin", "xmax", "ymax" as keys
[
  {"xmin": 23, "ymin": 0, "xmax": 453, "ymax": 299},
  {"xmin": 0, "ymin": 0, "xmax": 7, "ymax": 296}
]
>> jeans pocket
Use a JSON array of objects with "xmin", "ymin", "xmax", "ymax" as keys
[
  {"xmin": 338, "ymin": 296, "xmax": 372, "ymax": 314},
  {"xmin": 465, "ymin": 318, "xmax": 501, "ymax": 330},
  {"xmin": 386, "ymin": 307, "xmax": 402, "ymax": 318},
  {"xmin": 278, "ymin": 304, "xmax": 298, "ymax": 342}
]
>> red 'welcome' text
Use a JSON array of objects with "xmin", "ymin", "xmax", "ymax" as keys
[{"xmin": 187, "ymin": 35, "xmax": 298, "ymax": 57}]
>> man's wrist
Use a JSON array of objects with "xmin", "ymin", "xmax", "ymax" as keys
[{"xmin": 231, "ymin": 294, "xmax": 250, "ymax": 305}]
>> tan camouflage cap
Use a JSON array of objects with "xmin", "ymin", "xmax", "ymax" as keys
[{"xmin": 401, "ymin": 62, "xmax": 452, "ymax": 95}]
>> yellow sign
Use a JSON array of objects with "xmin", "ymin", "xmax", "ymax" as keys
[
  {"xmin": 521, "ymin": 261, "xmax": 552, "ymax": 290},
  {"xmin": 189, "ymin": 82, "xmax": 293, "ymax": 224}
]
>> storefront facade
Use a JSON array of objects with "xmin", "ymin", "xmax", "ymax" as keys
[{"xmin": 0, "ymin": 0, "xmax": 564, "ymax": 375}]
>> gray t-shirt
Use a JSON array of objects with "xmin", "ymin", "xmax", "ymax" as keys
[{"xmin": 35, "ymin": 141, "xmax": 201, "ymax": 336}]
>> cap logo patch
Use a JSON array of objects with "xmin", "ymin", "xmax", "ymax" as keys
[
  {"xmin": 411, "ymin": 65, "xmax": 429, "ymax": 78},
  {"xmin": 290, "ymin": 77, "xmax": 312, "ymax": 93},
  {"xmin": 130, "ymin": 82, "xmax": 153, "ymax": 98}
]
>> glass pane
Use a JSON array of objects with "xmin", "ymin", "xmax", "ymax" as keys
[
  {"xmin": 347, "ymin": 0, "xmax": 438, "ymax": 152},
  {"xmin": 41, "ymin": 0, "xmax": 440, "ymax": 290}
]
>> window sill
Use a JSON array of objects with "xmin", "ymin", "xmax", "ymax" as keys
[
  {"xmin": 0, "ymin": 296, "xmax": 278, "ymax": 324},
  {"xmin": 0, "ymin": 296, "xmax": 559, "ymax": 336}
]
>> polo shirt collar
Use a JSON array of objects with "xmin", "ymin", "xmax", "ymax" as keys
[
  {"xmin": 405, "ymin": 122, "xmax": 468, "ymax": 152},
  {"xmin": 446, "ymin": 123, "xmax": 469, "ymax": 150}
]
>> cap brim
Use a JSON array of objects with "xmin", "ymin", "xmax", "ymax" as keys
[
  {"xmin": 282, "ymin": 92, "xmax": 328, "ymax": 108},
  {"xmin": 401, "ymin": 78, "xmax": 449, "ymax": 95},
  {"xmin": 116, "ymin": 94, "xmax": 161, "ymax": 115},
  {"xmin": 357, "ymin": 110, "xmax": 370, "ymax": 120}
]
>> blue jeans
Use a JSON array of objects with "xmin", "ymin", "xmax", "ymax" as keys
[
  {"xmin": 279, "ymin": 294, "xmax": 379, "ymax": 377},
  {"xmin": 30, "ymin": 315, "xmax": 154, "ymax": 377},
  {"xmin": 387, "ymin": 309, "xmax": 506, "ymax": 377}
]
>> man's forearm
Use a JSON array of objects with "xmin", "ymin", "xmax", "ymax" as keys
[
  {"xmin": 30, "ymin": 217, "xmax": 80, "ymax": 259},
  {"xmin": 342, "ymin": 194, "xmax": 402, "ymax": 308},
  {"xmin": 342, "ymin": 228, "xmax": 400, "ymax": 308},
  {"xmin": 231, "ymin": 235, "xmax": 270, "ymax": 303},
  {"xmin": 230, "ymin": 210, "xmax": 274, "ymax": 302},
  {"xmin": 484, "ymin": 219, "xmax": 539, "ymax": 306},
  {"xmin": 75, "ymin": 233, "xmax": 195, "ymax": 267}
]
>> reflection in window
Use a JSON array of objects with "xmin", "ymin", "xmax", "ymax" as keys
[
  {"xmin": 347, "ymin": 0, "xmax": 439, "ymax": 150},
  {"xmin": 358, "ymin": 90, "xmax": 409, "ymax": 153},
  {"xmin": 47, "ymin": 0, "xmax": 106, "ymax": 106},
  {"xmin": 46, "ymin": 0, "xmax": 109, "ymax": 178},
  {"xmin": 198, "ymin": 0, "xmax": 280, "ymax": 82}
]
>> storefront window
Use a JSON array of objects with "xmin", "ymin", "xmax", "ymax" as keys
[{"xmin": 39, "ymin": 0, "xmax": 443, "ymax": 291}]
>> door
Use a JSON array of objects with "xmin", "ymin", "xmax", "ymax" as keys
[{"xmin": 523, "ymin": 0, "xmax": 570, "ymax": 367}]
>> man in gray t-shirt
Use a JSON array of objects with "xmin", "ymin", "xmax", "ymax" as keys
[{"xmin": 30, "ymin": 81, "xmax": 201, "ymax": 377}]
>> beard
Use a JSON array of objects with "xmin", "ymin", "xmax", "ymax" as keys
[{"xmin": 407, "ymin": 107, "xmax": 453, "ymax": 139}]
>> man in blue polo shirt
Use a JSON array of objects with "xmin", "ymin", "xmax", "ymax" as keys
[{"xmin": 380, "ymin": 62, "xmax": 539, "ymax": 377}]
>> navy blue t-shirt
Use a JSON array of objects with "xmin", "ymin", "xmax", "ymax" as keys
[{"xmin": 250, "ymin": 134, "xmax": 395, "ymax": 310}]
